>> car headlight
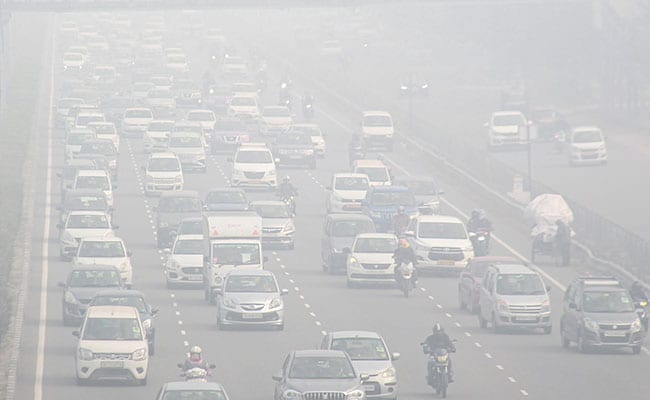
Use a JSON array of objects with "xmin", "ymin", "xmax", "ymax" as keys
[
  {"xmin": 266, "ymin": 169, "xmax": 277, "ymax": 176},
  {"xmin": 159, "ymin": 221, "xmax": 169, "ymax": 228},
  {"xmin": 435, "ymin": 353, "xmax": 449, "ymax": 363},
  {"xmin": 142, "ymin": 318, "xmax": 152, "ymax": 331},
  {"xmin": 118, "ymin": 261, "xmax": 130, "ymax": 272},
  {"xmin": 78, "ymin": 348, "xmax": 93, "ymax": 361},
  {"xmin": 269, "ymin": 297, "xmax": 282, "ymax": 309},
  {"xmin": 497, "ymin": 299, "xmax": 509, "ymax": 313},
  {"xmin": 583, "ymin": 318, "xmax": 599, "ymax": 332},
  {"xmin": 223, "ymin": 298, "xmax": 236, "ymax": 309},
  {"xmin": 348, "ymin": 257, "xmax": 361, "ymax": 270},
  {"xmin": 283, "ymin": 390, "xmax": 301, "ymax": 400},
  {"xmin": 65, "ymin": 291, "xmax": 77, "ymax": 304},
  {"xmin": 541, "ymin": 299, "xmax": 550, "ymax": 313},
  {"xmin": 167, "ymin": 260, "xmax": 180, "ymax": 271},
  {"xmin": 132, "ymin": 347, "xmax": 147, "ymax": 361},
  {"xmin": 283, "ymin": 222, "xmax": 295, "ymax": 233},
  {"xmin": 380, "ymin": 366, "xmax": 396, "ymax": 379},
  {"xmin": 347, "ymin": 389, "xmax": 364, "ymax": 400},
  {"xmin": 631, "ymin": 318, "xmax": 642, "ymax": 333}
]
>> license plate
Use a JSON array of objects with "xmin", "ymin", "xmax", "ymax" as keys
[
  {"xmin": 187, "ymin": 275, "xmax": 203, "ymax": 281},
  {"xmin": 100, "ymin": 361, "xmax": 124, "ymax": 368},
  {"xmin": 364, "ymin": 384, "xmax": 376, "ymax": 392},
  {"xmin": 516, "ymin": 315, "xmax": 537, "ymax": 321},
  {"xmin": 437, "ymin": 260, "xmax": 455, "ymax": 266},
  {"xmin": 242, "ymin": 313, "xmax": 263, "ymax": 320},
  {"xmin": 604, "ymin": 331, "xmax": 627, "ymax": 337}
]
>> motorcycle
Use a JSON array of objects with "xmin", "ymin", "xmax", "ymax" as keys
[
  {"xmin": 469, "ymin": 230, "xmax": 490, "ymax": 256},
  {"xmin": 396, "ymin": 262, "xmax": 415, "ymax": 297},
  {"xmin": 177, "ymin": 363, "xmax": 216, "ymax": 382},
  {"xmin": 633, "ymin": 298, "xmax": 649, "ymax": 331},
  {"xmin": 280, "ymin": 194, "xmax": 297, "ymax": 215},
  {"xmin": 421, "ymin": 343, "xmax": 455, "ymax": 398}
]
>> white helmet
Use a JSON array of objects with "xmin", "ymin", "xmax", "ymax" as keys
[{"xmin": 190, "ymin": 346, "xmax": 202, "ymax": 355}]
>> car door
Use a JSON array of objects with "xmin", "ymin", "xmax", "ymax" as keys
[
  {"xmin": 321, "ymin": 218, "xmax": 332, "ymax": 264},
  {"xmin": 479, "ymin": 270, "xmax": 494, "ymax": 320},
  {"xmin": 274, "ymin": 353, "xmax": 292, "ymax": 400},
  {"xmin": 563, "ymin": 285, "xmax": 579, "ymax": 341},
  {"xmin": 459, "ymin": 264, "xmax": 473, "ymax": 305}
]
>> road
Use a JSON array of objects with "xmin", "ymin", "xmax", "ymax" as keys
[{"xmin": 9, "ymin": 6, "xmax": 650, "ymax": 400}]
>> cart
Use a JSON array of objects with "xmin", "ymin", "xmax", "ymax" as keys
[{"xmin": 524, "ymin": 194, "xmax": 574, "ymax": 266}]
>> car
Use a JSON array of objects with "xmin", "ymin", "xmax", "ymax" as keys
[
  {"xmin": 392, "ymin": 175, "xmax": 443, "ymax": 214},
  {"xmin": 64, "ymin": 128, "xmax": 97, "ymax": 160},
  {"xmin": 59, "ymin": 265, "xmax": 123, "ymax": 326},
  {"xmin": 58, "ymin": 189, "xmax": 111, "ymax": 225},
  {"xmin": 150, "ymin": 75, "xmax": 174, "ymax": 91},
  {"xmin": 362, "ymin": 186, "xmax": 417, "ymax": 232},
  {"xmin": 58, "ymin": 159, "xmax": 97, "ymax": 199},
  {"xmin": 321, "ymin": 214, "xmax": 375, "ymax": 273},
  {"xmin": 74, "ymin": 236, "xmax": 133, "ymax": 287},
  {"xmin": 73, "ymin": 306, "xmax": 149, "ymax": 385},
  {"xmin": 100, "ymin": 95, "xmax": 136, "ymax": 124},
  {"xmin": 143, "ymin": 120, "xmax": 174, "ymax": 153},
  {"xmin": 216, "ymin": 269, "xmax": 288, "ymax": 330},
  {"xmin": 486, "ymin": 111, "xmax": 530, "ymax": 149},
  {"xmin": 57, "ymin": 211, "xmax": 115, "ymax": 259},
  {"xmin": 530, "ymin": 107, "xmax": 569, "ymax": 141},
  {"xmin": 63, "ymin": 51, "xmax": 86, "ymax": 73},
  {"xmin": 72, "ymin": 169, "xmax": 115, "ymax": 208},
  {"xmin": 227, "ymin": 95, "xmax": 260, "ymax": 119},
  {"xmin": 74, "ymin": 111, "xmax": 106, "ymax": 131},
  {"xmin": 404, "ymin": 215, "xmax": 473, "ymax": 272},
  {"xmin": 87, "ymin": 121, "xmax": 120, "ymax": 152},
  {"xmin": 478, "ymin": 263, "xmax": 552, "ymax": 334},
  {"xmin": 205, "ymin": 188, "xmax": 249, "ymax": 211},
  {"xmin": 90, "ymin": 65, "xmax": 118, "ymax": 86},
  {"xmin": 230, "ymin": 143, "xmax": 278, "ymax": 189},
  {"xmin": 131, "ymin": 82, "xmax": 155, "ymax": 101},
  {"xmin": 146, "ymin": 88, "xmax": 177, "ymax": 119},
  {"xmin": 249, "ymin": 200, "xmax": 296, "ymax": 249},
  {"xmin": 273, "ymin": 350, "xmax": 367, "ymax": 400},
  {"xmin": 165, "ymin": 53, "xmax": 190, "ymax": 74},
  {"xmin": 167, "ymin": 131, "xmax": 207, "ymax": 172},
  {"xmin": 173, "ymin": 78, "xmax": 203, "ymax": 107},
  {"xmin": 144, "ymin": 152, "xmax": 184, "ymax": 196},
  {"xmin": 187, "ymin": 109, "xmax": 217, "ymax": 135},
  {"xmin": 361, "ymin": 111, "xmax": 394, "ymax": 150},
  {"xmin": 204, "ymin": 83, "xmax": 232, "ymax": 115},
  {"xmin": 567, "ymin": 126, "xmax": 608, "ymax": 166},
  {"xmin": 231, "ymin": 82, "xmax": 259, "ymax": 99},
  {"xmin": 458, "ymin": 256, "xmax": 518, "ymax": 313},
  {"xmin": 65, "ymin": 105, "xmax": 99, "ymax": 132},
  {"xmin": 210, "ymin": 117, "xmax": 251, "ymax": 154},
  {"xmin": 164, "ymin": 234, "xmax": 205, "ymax": 288},
  {"xmin": 90, "ymin": 290, "xmax": 158, "ymax": 355},
  {"xmin": 560, "ymin": 276, "xmax": 645, "ymax": 354},
  {"xmin": 155, "ymin": 190, "xmax": 203, "ymax": 248},
  {"xmin": 155, "ymin": 381, "xmax": 230, "ymax": 400},
  {"xmin": 56, "ymin": 97, "xmax": 85, "ymax": 126},
  {"xmin": 122, "ymin": 108, "xmax": 154, "ymax": 138},
  {"xmin": 272, "ymin": 131, "xmax": 316, "ymax": 168},
  {"xmin": 291, "ymin": 123, "xmax": 326, "ymax": 156},
  {"xmin": 221, "ymin": 55, "xmax": 248, "ymax": 77},
  {"xmin": 78, "ymin": 139, "xmax": 118, "ymax": 180},
  {"xmin": 353, "ymin": 160, "xmax": 392, "ymax": 187},
  {"xmin": 327, "ymin": 173, "xmax": 371, "ymax": 214},
  {"xmin": 259, "ymin": 106, "xmax": 293, "ymax": 136},
  {"xmin": 321, "ymin": 331, "xmax": 400, "ymax": 400},
  {"xmin": 346, "ymin": 233, "xmax": 398, "ymax": 287}
]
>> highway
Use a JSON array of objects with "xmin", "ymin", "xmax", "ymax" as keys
[{"xmin": 9, "ymin": 6, "xmax": 649, "ymax": 400}]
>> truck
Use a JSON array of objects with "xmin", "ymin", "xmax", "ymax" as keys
[{"xmin": 202, "ymin": 211, "xmax": 265, "ymax": 303}]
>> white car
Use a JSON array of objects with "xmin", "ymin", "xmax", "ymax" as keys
[
  {"xmin": 353, "ymin": 159, "xmax": 392, "ymax": 187},
  {"xmin": 88, "ymin": 122, "xmax": 119, "ymax": 152},
  {"xmin": 144, "ymin": 152, "xmax": 184, "ymax": 195},
  {"xmin": 346, "ymin": 233, "xmax": 398, "ymax": 286},
  {"xmin": 327, "ymin": 173, "xmax": 370, "ymax": 213},
  {"xmin": 74, "ymin": 112, "xmax": 106, "ymax": 130},
  {"xmin": 73, "ymin": 306, "xmax": 148, "ymax": 385},
  {"xmin": 165, "ymin": 234, "xmax": 204, "ymax": 287},
  {"xmin": 292, "ymin": 123, "xmax": 326, "ymax": 156},
  {"xmin": 259, "ymin": 106, "xmax": 293, "ymax": 135},
  {"xmin": 227, "ymin": 95, "xmax": 260, "ymax": 119},
  {"xmin": 221, "ymin": 55, "xmax": 248, "ymax": 76},
  {"xmin": 167, "ymin": 131, "xmax": 207, "ymax": 172},
  {"xmin": 231, "ymin": 143, "xmax": 277, "ymax": 189},
  {"xmin": 361, "ymin": 111, "xmax": 395, "ymax": 150},
  {"xmin": 72, "ymin": 169, "xmax": 115, "ymax": 208},
  {"xmin": 74, "ymin": 236, "xmax": 133, "ymax": 286},
  {"xmin": 56, "ymin": 97, "xmax": 85, "ymax": 126},
  {"xmin": 404, "ymin": 215, "xmax": 474, "ymax": 272},
  {"xmin": 146, "ymin": 89, "xmax": 176, "ymax": 119},
  {"xmin": 143, "ymin": 120, "xmax": 174, "ymax": 153},
  {"xmin": 231, "ymin": 82, "xmax": 259, "ymax": 99},
  {"xmin": 122, "ymin": 108, "xmax": 154, "ymax": 138},
  {"xmin": 58, "ymin": 211, "xmax": 115, "ymax": 259},
  {"xmin": 132, "ymin": 82, "xmax": 155, "ymax": 101},
  {"xmin": 486, "ymin": 111, "xmax": 530, "ymax": 148},
  {"xmin": 63, "ymin": 52, "xmax": 86, "ymax": 72},
  {"xmin": 91, "ymin": 65, "xmax": 118, "ymax": 84},
  {"xmin": 568, "ymin": 126, "xmax": 608, "ymax": 165},
  {"xmin": 187, "ymin": 109, "xmax": 217, "ymax": 134},
  {"xmin": 65, "ymin": 129, "xmax": 97, "ymax": 160},
  {"xmin": 165, "ymin": 53, "xmax": 190, "ymax": 74},
  {"xmin": 150, "ymin": 75, "xmax": 174, "ymax": 91}
]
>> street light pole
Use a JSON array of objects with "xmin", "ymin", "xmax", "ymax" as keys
[
  {"xmin": 527, "ymin": 122, "xmax": 533, "ymax": 193},
  {"xmin": 408, "ymin": 72, "xmax": 413, "ymax": 131}
]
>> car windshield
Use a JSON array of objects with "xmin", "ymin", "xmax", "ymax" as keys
[
  {"xmin": 251, "ymin": 203, "xmax": 290, "ymax": 218},
  {"xmin": 211, "ymin": 243, "xmax": 260, "ymax": 265},
  {"xmin": 572, "ymin": 131, "xmax": 602, "ymax": 143},
  {"xmin": 264, "ymin": 107, "xmax": 290, "ymax": 117},
  {"xmin": 148, "ymin": 157, "xmax": 180, "ymax": 171},
  {"xmin": 158, "ymin": 197, "xmax": 202, "ymax": 213},
  {"xmin": 75, "ymin": 176, "xmax": 109, "ymax": 191},
  {"xmin": 370, "ymin": 191, "xmax": 416, "ymax": 207},
  {"xmin": 82, "ymin": 317, "xmax": 143, "ymax": 341},
  {"xmin": 58, "ymin": 98, "xmax": 83, "ymax": 109},
  {"xmin": 207, "ymin": 191, "xmax": 247, "ymax": 204},
  {"xmin": 334, "ymin": 177, "xmax": 369, "ymax": 191},
  {"xmin": 225, "ymin": 275, "xmax": 278, "ymax": 293},
  {"xmin": 232, "ymin": 83, "xmax": 255, "ymax": 92},
  {"xmin": 173, "ymin": 239, "xmax": 203, "ymax": 255},
  {"xmin": 217, "ymin": 120, "xmax": 246, "ymax": 131},
  {"xmin": 92, "ymin": 296, "xmax": 147, "ymax": 313},
  {"xmin": 331, "ymin": 337, "xmax": 389, "ymax": 361},
  {"xmin": 397, "ymin": 180, "xmax": 437, "ymax": 195},
  {"xmin": 67, "ymin": 132, "xmax": 96, "ymax": 145},
  {"xmin": 149, "ymin": 122, "xmax": 173, "ymax": 132},
  {"xmin": 125, "ymin": 110, "xmax": 152, "ymax": 118},
  {"xmin": 161, "ymin": 390, "xmax": 227, "ymax": 400},
  {"xmin": 169, "ymin": 136, "xmax": 203, "ymax": 148},
  {"xmin": 277, "ymin": 133, "xmax": 312, "ymax": 145},
  {"xmin": 149, "ymin": 90, "xmax": 173, "ymax": 99},
  {"xmin": 80, "ymin": 141, "xmax": 116, "ymax": 156},
  {"xmin": 179, "ymin": 220, "xmax": 203, "ymax": 235},
  {"xmin": 89, "ymin": 124, "xmax": 116, "ymax": 135},
  {"xmin": 76, "ymin": 115, "xmax": 104, "ymax": 126},
  {"xmin": 293, "ymin": 126, "xmax": 320, "ymax": 137},
  {"xmin": 354, "ymin": 237, "xmax": 396, "ymax": 253},
  {"xmin": 289, "ymin": 356, "xmax": 355, "ymax": 379},
  {"xmin": 68, "ymin": 270, "xmax": 121, "ymax": 287},
  {"xmin": 77, "ymin": 241, "xmax": 125, "ymax": 257},
  {"xmin": 66, "ymin": 214, "xmax": 110, "ymax": 229},
  {"xmin": 65, "ymin": 195, "xmax": 107, "ymax": 210},
  {"xmin": 496, "ymin": 274, "xmax": 546, "ymax": 295},
  {"xmin": 356, "ymin": 167, "xmax": 389, "ymax": 182},
  {"xmin": 235, "ymin": 150, "xmax": 272, "ymax": 163},
  {"xmin": 174, "ymin": 125, "xmax": 203, "ymax": 134},
  {"xmin": 582, "ymin": 290, "xmax": 635, "ymax": 313},
  {"xmin": 230, "ymin": 97, "xmax": 255, "ymax": 106},
  {"xmin": 332, "ymin": 220, "xmax": 374, "ymax": 237},
  {"xmin": 418, "ymin": 222, "xmax": 467, "ymax": 239},
  {"xmin": 64, "ymin": 53, "xmax": 83, "ymax": 62},
  {"xmin": 188, "ymin": 112, "xmax": 215, "ymax": 122},
  {"xmin": 493, "ymin": 114, "xmax": 525, "ymax": 126},
  {"xmin": 174, "ymin": 80, "xmax": 198, "ymax": 90},
  {"xmin": 363, "ymin": 115, "xmax": 392, "ymax": 127}
]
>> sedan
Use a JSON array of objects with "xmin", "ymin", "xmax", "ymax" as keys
[
  {"xmin": 458, "ymin": 256, "xmax": 518, "ymax": 313},
  {"xmin": 155, "ymin": 381, "xmax": 230, "ymax": 400},
  {"xmin": 249, "ymin": 200, "xmax": 295, "ymax": 249},
  {"xmin": 57, "ymin": 210, "xmax": 116, "ymax": 260}
]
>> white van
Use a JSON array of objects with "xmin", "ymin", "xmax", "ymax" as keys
[
  {"xmin": 73, "ymin": 169, "xmax": 115, "ymax": 208},
  {"xmin": 353, "ymin": 159, "xmax": 391, "ymax": 187},
  {"xmin": 567, "ymin": 126, "xmax": 608, "ymax": 165}
]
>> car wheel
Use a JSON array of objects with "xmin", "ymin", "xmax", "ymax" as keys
[
  {"xmin": 561, "ymin": 326, "xmax": 570, "ymax": 348},
  {"xmin": 458, "ymin": 289, "xmax": 467, "ymax": 310},
  {"xmin": 632, "ymin": 345, "xmax": 642, "ymax": 355},
  {"xmin": 275, "ymin": 324, "xmax": 285, "ymax": 331},
  {"xmin": 478, "ymin": 311, "xmax": 487, "ymax": 329},
  {"xmin": 491, "ymin": 313, "xmax": 501, "ymax": 334},
  {"xmin": 543, "ymin": 326, "xmax": 552, "ymax": 335},
  {"xmin": 577, "ymin": 331, "xmax": 590, "ymax": 353},
  {"xmin": 75, "ymin": 376, "xmax": 87, "ymax": 386}
]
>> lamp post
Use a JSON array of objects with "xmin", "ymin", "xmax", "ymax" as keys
[
  {"xmin": 400, "ymin": 73, "xmax": 429, "ymax": 131},
  {"xmin": 526, "ymin": 121, "xmax": 533, "ymax": 193}
]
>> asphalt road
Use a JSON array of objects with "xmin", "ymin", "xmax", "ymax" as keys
[{"xmin": 10, "ymin": 7, "xmax": 650, "ymax": 400}]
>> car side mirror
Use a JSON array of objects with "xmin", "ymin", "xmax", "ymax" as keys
[
  {"xmin": 151, "ymin": 308, "xmax": 159, "ymax": 315},
  {"xmin": 72, "ymin": 331, "xmax": 80, "ymax": 338},
  {"xmin": 272, "ymin": 371, "xmax": 283, "ymax": 382},
  {"xmin": 360, "ymin": 374, "xmax": 370, "ymax": 382},
  {"xmin": 391, "ymin": 352, "xmax": 401, "ymax": 360},
  {"xmin": 127, "ymin": 251, "xmax": 133, "ymax": 257},
  {"xmin": 568, "ymin": 302, "xmax": 577, "ymax": 310},
  {"xmin": 281, "ymin": 288, "xmax": 289, "ymax": 296}
]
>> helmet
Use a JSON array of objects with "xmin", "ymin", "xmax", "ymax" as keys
[
  {"xmin": 398, "ymin": 238, "xmax": 410, "ymax": 248},
  {"xmin": 283, "ymin": 176, "xmax": 291, "ymax": 182},
  {"xmin": 190, "ymin": 346, "xmax": 202, "ymax": 355},
  {"xmin": 432, "ymin": 323, "xmax": 443, "ymax": 334},
  {"xmin": 471, "ymin": 209, "xmax": 480, "ymax": 219},
  {"xmin": 398, "ymin": 206, "xmax": 405, "ymax": 214}
]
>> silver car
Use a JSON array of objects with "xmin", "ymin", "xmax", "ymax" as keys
[
  {"xmin": 57, "ymin": 211, "xmax": 115, "ymax": 259},
  {"xmin": 165, "ymin": 234, "xmax": 204, "ymax": 288},
  {"xmin": 167, "ymin": 131, "xmax": 207, "ymax": 172},
  {"xmin": 249, "ymin": 200, "xmax": 295, "ymax": 249},
  {"xmin": 321, "ymin": 331, "xmax": 399, "ymax": 400},
  {"xmin": 216, "ymin": 269, "xmax": 287, "ymax": 330}
]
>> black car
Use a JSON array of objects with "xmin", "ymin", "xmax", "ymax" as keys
[
  {"xmin": 59, "ymin": 189, "xmax": 112, "ymax": 224},
  {"xmin": 272, "ymin": 131, "xmax": 316, "ymax": 169},
  {"xmin": 210, "ymin": 118, "xmax": 251, "ymax": 154},
  {"xmin": 155, "ymin": 191, "xmax": 203, "ymax": 248},
  {"xmin": 173, "ymin": 78, "xmax": 203, "ymax": 107}
]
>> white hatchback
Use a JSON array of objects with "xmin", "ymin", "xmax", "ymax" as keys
[
  {"xmin": 74, "ymin": 237, "xmax": 133, "ymax": 286},
  {"xmin": 144, "ymin": 152, "xmax": 184, "ymax": 196},
  {"xmin": 346, "ymin": 233, "xmax": 398, "ymax": 286},
  {"xmin": 230, "ymin": 143, "xmax": 277, "ymax": 189},
  {"xmin": 327, "ymin": 173, "xmax": 370, "ymax": 213}
]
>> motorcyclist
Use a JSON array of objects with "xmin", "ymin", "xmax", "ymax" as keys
[
  {"xmin": 392, "ymin": 206, "xmax": 411, "ymax": 234},
  {"xmin": 278, "ymin": 176, "xmax": 298, "ymax": 198},
  {"xmin": 422, "ymin": 323, "xmax": 455, "ymax": 382},
  {"xmin": 393, "ymin": 238, "xmax": 418, "ymax": 286},
  {"xmin": 630, "ymin": 281, "xmax": 648, "ymax": 303},
  {"xmin": 182, "ymin": 346, "xmax": 209, "ymax": 371},
  {"xmin": 467, "ymin": 209, "xmax": 493, "ymax": 233}
]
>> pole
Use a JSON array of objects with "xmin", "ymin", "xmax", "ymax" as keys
[
  {"xmin": 408, "ymin": 72, "xmax": 413, "ymax": 131},
  {"xmin": 527, "ymin": 124, "xmax": 533, "ymax": 193}
]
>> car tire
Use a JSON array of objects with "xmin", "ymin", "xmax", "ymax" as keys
[
  {"xmin": 478, "ymin": 311, "xmax": 487, "ymax": 329},
  {"xmin": 491, "ymin": 313, "xmax": 501, "ymax": 333},
  {"xmin": 543, "ymin": 326, "xmax": 552, "ymax": 335},
  {"xmin": 75, "ymin": 376, "xmax": 87, "ymax": 386},
  {"xmin": 632, "ymin": 345, "xmax": 642, "ymax": 355},
  {"xmin": 137, "ymin": 377, "xmax": 147, "ymax": 386},
  {"xmin": 275, "ymin": 324, "xmax": 285, "ymax": 331},
  {"xmin": 561, "ymin": 326, "xmax": 570, "ymax": 348},
  {"xmin": 458, "ymin": 289, "xmax": 467, "ymax": 310},
  {"xmin": 577, "ymin": 332, "xmax": 590, "ymax": 353}
]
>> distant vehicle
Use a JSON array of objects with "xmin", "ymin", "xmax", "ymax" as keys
[
  {"xmin": 567, "ymin": 126, "xmax": 608, "ymax": 166},
  {"xmin": 259, "ymin": 106, "xmax": 293, "ymax": 136},
  {"xmin": 362, "ymin": 186, "xmax": 417, "ymax": 232},
  {"xmin": 155, "ymin": 191, "xmax": 203, "ymax": 248},
  {"xmin": 57, "ymin": 210, "xmax": 115, "ymax": 259},
  {"xmin": 271, "ymin": 131, "xmax": 316, "ymax": 169},
  {"xmin": 353, "ymin": 159, "xmax": 392, "ymax": 187},
  {"xmin": 321, "ymin": 213, "xmax": 375, "ymax": 273},
  {"xmin": 227, "ymin": 95, "xmax": 260, "ymax": 119},
  {"xmin": 291, "ymin": 123, "xmax": 326, "ymax": 156},
  {"xmin": 155, "ymin": 381, "xmax": 230, "ymax": 400},
  {"xmin": 230, "ymin": 143, "xmax": 277, "ymax": 189},
  {"xmin": 143, "ymin": 120, "xmax": 174, "ymax": 153},
  {"xmin": 165, "ymin": 234, "xmax": 204, "ymax": 288},
  {"xmin": 250, "ymin": 200, "xmax": 296, "ymax": 249},
  {"xmin": 320, "ymin": 40, "xmax": 344, "ymax": 57},
  {"xmin": 458, "ymin": 256, "xmax": 518, "ymax": 313},
  {"xmin": 73, "ymin": 236, "xmax": 133, "ymax": 287},
  {"xmin": 72, "ymin": 169, "xmax": 114, "ymax": 208},
  {"xmin": 392, "ymin": 175, "xmax": 443, "ymax": 214},
  {"xmin": 486, "ymin": 111, "xmax": 530, "ymax": 149},
  {"xmin": 361, "ymin": 111, "xmax": 394, "ymax": 150},
  {"xmin": 205, "ymin": 188, "xmax": 249, "ymax": 212},
  {"xmin": 346, "ymin": 233, "xmax": 398, "ymax": 287},
  {"xmin": 122, "ymin": 108, "xmax": 154, "ymax": 138},
  {"xmin": 167, "ymin": 131, "xmax": 207, "ymax": 172},
  {"xmin": 210, "ymin": 118, "xmax": 250, "ymax": 154},
  {"xmin": 143, "ymin": 152, "xmax": 184, "ymax": 196},
  {"xmin": 326, "ymin": 173, "xmax": 370, "ymax": 214}
]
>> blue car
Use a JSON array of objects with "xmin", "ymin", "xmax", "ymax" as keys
[{"xmin": 362, "ymin": 186, "xmax": 418, "ymax": 232}]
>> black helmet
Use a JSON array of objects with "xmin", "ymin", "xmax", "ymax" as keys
[
  {"xmin": 432, "ymin": 323, "xmax": 443, "ymax": 334},
  {"xmin": 471, "ymin": 209, "xmax": 480, "ymax": 219}
]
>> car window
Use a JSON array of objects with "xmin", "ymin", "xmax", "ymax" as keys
[
  {"xmin": 289, "ymin": 356, "xmax": 355, "ymax": 379},
  {"xmin": 69, "ymin": 269, "xmax": 120, "ymax": 287},
  {"xmin": 496, "ymin": 274, "xmax": 545, "ymax": 295},
  {"xmin": 332, "ymin": 221, "xmax": 374, "ymax": 237},
  {"xmin": 582, "ymin": 290, "xmax": 635, "ymax": 313},
  {"xmin": 148, "ymin": 157, "xmax": 181, "ymax": 172},
  {"xmin": 158, "ymin": 197, "xmax": 202, "ymax": 212},
  {"xmin": 169, "ymin": 135, "xmax": 203, "ymax": 148},
  {"xmin": 251, "ymin": 203, "xmax": 290, "ymax": 218},
  {"xmin": 161, "ymin": 390, "xmax": 227, "ymax": 400},
  {"xmin": 334, "ymin": 176, "xmax": 369, "ymax": 191},
  {"xmin": 211, "ymin": 243, "xmax": 260, "ymax": 265},
  {"xmin": 77, "ymin": 240, "xmax": 125, "ymax": 257},
  {"xmin": 331, "ymin": 338, "xmax": 389, "ymax": 361},
  {"xmin": 93, "ymin": 296, "xmax": 147, "ymax": 314},
  {"xmin": 173, "ymin": 239, "xmax": 203, "ymax": 255},
  {"xmin": 224, "ymin": 275, "xmax": 278, "ymax": 293},
  {"xmin": 418, "ymin": 222, "xmax": 466, "ymax": 239},
  {"xmin": 82, "ymin": 317, "xmax": 142, "ymax": 341},
  {"xmin": 370, "ymin": 191, "xmax": 415, "ymax": 206},
  {"xmin": 66, "ymin": 214, "xmax": 110, "ymax": 229},
  {"xmin": 235, "ymin": 150, "xmax": 272, "ymax": 163},
  {"xmin": 353, "ymin": 237, "xmax": 396, "ymax": 253},
  {"xmin": 206, "ymin": 191, "xmax": 247, "ymax": 204},
  {"xmin": 75, "ymin": 175, "xmax": 110, "ymax": 191}
]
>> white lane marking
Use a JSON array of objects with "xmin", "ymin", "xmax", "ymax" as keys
[
  {"xmin": 315, "ymin": 321, "xmax": 322, "ymax": 326},
  {"xmin": 171, "ymin": 294, "xmax": 176, "ymax": 298},
  {"xmin": 508, "ymin": 377, "xmax": 517, "ymax": 383},
  {"xmin": 496, "ymin": 365, "xmax": 504, "ymax": 370},
  {"xmin": 178, "ymin": 320, "xmax": 184, "ymax": 325},
  {"xmin": 299, "ymin": 295, "xmax": 305, "ymax": 300},
  {"xmin": 180, "ymin": 330, "xmax": 186, "ymax": 335},
  {"xmin": 445, "ymin": 313, "xmax": 452, "ymax": 318},
  {"xmin": 474, "ymin": 342, "xmax": 482, "ymax": 348},
  {"xmin": 428, "ymin": 295, "xmax": 434, "ymax": 300},
  {"xmin": 309, "ymin": 312, "xmax": 316, "ymax": 317},
  {"xmin": 454, "ymin": 322, "xmax": 461, "ymax": 327},
  {"xmin": 304, "ymin": 303, "xmax": 311, "ymax": 309},
  {"xmin": 175, "ymin": 311, "xmax": 181, "ymax": 316},
  {"xmin": 183, "ymin": 341, "xmax": 189, "ymax": 347},
  {"xmin": 485, "ymin": 353, "xmax": 493, "ymax": 359},
  {"xmin": 321, "ymin": 330, "xmax": 328, "ymax": 336},
  {"xmin": 520, "ymin": 389, "xmax": 529, "ymax": 396},
  {"xmin": 34, "ymin": 31, "xmax": 56, "ymax": 400},
  {"xmin": 289, "ymin": 278, "xmax": 295, "ymax": 284},
  {"xmin": 294, "ymin": 286, "xmax": 300, "ymax": 291},
  {"xmin": 464, "ymin": 332, "xmax": 471, "ymax": 337},
  {"xmin": 419, "ymin": 287, "xmax": 427, "ymax": 292},
  {"xmin": 436, "ymin": 304, "xmax": 443, "ymax": 309}
]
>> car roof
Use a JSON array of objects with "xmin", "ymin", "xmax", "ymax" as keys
[
  {"xmin": 294, "ymin": 349, "xmax": 348, "ymax": 357},
  {"xmin": 79, "ymin": 236, "xmax": 123, "ymax": 243},
  {"xmin": 490, "ymin": 263, "xmax": 535, "ymax": 274},
  {"xmin": 572, "ymin": 126, "xmax": 601, "ymax": 133},
  {"xmin": 70, "ymin": 264, "xmax": 119, "ymax": 272},
  {"xmin": 354, "ymin": 159, "xmax": 387, "ymax": 167},
  {"xmin": 362, "ymin": 110, "xmax": 391, "ymax": 117},
  {"xmin": 415, "ymin": 215, "xmax": 463, "ymax": 224},
  {"xmin": 368, "ymin": 185, "xmax": 409, "ymax": 192},
  {"xmin": 125, "ymin": 107, "xmax": 152, "ymax": 112},
  {"xmin": 160, "ymin": 190, "xmax": 200, "ymax": 198},
  {"xmin": 67, "ymin": 210, "xmax": 109, "ymax": 216},
  {"xmin": 94, "ymin": 289, "xmax": 145, "ymax": 298},
  {"xmin": 492, "ymin": 110, "xmax": 525, "ymax": 117},
  {"xmin": 470, "ymin": 256, "xmax": 519, "ymax": 264},
  {"xmin": 327, "ymin": 213, "xmax": 373, "ymax": 222},
  {"xmin": 163, "ymin": 381, "xmax": 226, "ymax": 391},
  {"xmin": 86, "ymin": 305, "xmax": 139, "ymax": 318},
  {"xmin": 175, "ymin": 234, "xmax": 203, "ymax": 241},
  {"xmin": 207, "ymin": 187, "xmax": 245, "ymax": 193},
  {"xmin": 227, "ymin": 269, "xmax": 275, "ymax": 277},
  {"xmin": 329, "ymin": 330, "xmax": 382, "ymax": 339},
  {"xmin": 355, "ymin": 233, "xmax": 397, "ymax": 239},
  {"xmin": 333, "ymin": 173, "xmax": 369, "ymax": 179}
]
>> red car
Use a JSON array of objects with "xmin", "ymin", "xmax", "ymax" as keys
[{"xmin": 458, "ymin": 256, "xmax": 518, "ymax": 313}]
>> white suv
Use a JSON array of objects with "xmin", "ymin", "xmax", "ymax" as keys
[
  {"xmin": 327, "ymin": 173, "xmax": 370, "ymax": 213},
  {"xmin": 144, "ymin": 152, "xmax": 184, "ymax": 196},
  {"xmin": 405, "ymin": 215, "xmax": 473, "ymax": 272},
  {"xmin": 361, "ymin": 111, "xmax": 395, "ymax": 150},
  {"xmin": 567, "ymin": 126, "xmax": 608, "ymax": 165},
  {"xmin": 230, "ymin": 143, "xmax": 277, "ymax": 189},
  {"xmin": 73, "ymin": 305, "xmax": 149, "ymax": 385}
]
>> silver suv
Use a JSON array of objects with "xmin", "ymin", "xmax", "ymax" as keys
[{"xmin": 478, "ymin": 263, "xmax": 552, "ymax": 334}]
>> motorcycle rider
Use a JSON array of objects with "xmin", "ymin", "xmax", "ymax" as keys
[
  {"xmin": 393, "ymin": 238, "xmax": 418, "ymax": 286},
  {"xmin": 182, "ymin": 346, "xmax": 209, "ymax": 372},
  {"xmin": 277, "ymin": 176, "xmax": 298, "ymax": 213},
  {"xmin": 392, "ymin": 206, "xmax": 411, "ymax": 234},
  {"xmin": 467, "ymin": 209, "xmax": 493, "ymax": 233},
  {"xmin": 630, "ymin": 281, "xmax": 648, "ymax": 303},
  {"xmin": 422, "ymin": 323, "xmax": 455, "ymax": 383}
]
